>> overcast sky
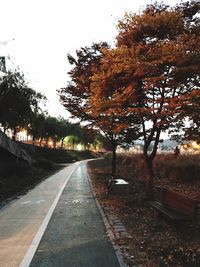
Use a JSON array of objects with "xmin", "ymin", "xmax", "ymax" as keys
[{"xmin": 0, "ymin": 0, "xmax": 180, "ymax": 118}]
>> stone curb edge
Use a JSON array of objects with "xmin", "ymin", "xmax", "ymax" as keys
[{"xmin": 86, "ymin": 164, "xmax": 130, "ymax": 267}]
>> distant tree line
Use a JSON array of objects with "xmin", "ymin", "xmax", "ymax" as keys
[
  {"xmin": 0, "ymin": 69, "xmax": 45, "ymax": 140},
  {"xmin": 0, "ymin": 68, "xmax": 109, "ymax": 151}
]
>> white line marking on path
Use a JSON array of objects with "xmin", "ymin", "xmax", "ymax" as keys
[
  {"xmin": 20, "ymin": 201, "xmax": 32, "ymax": 206},
  {"xmin": 20, "ymin": 200, "xmax": 46, "ymax": 206},
  {"xmin": 35, "ymin": 200, "xmax": 45, "ymax": 205},
  {"xmin": 19, "ymin": 162, "xmax": 79, "ymax": 267}
]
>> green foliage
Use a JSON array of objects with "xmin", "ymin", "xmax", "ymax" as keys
[
  {"xmin": 65, "ymin": 135, "xmax": 81, "ymax": 148},
  {"xmin": 30, "ymin": 115, "xmax": 73, "ymax": 148},
  {"xmin": 28, "ymin": 111, "xmax": 47, "ymax": 141},
  {"xmin": 0, "ymin": 69, "xmax": 45, "ymax": 139},
  {"xmin": 56, "ymin": 117, "xmax": 72, "ymax": 142},
  {"xmin": 93, "ymin": 133, "xmax": 111, "ymax": 150}
]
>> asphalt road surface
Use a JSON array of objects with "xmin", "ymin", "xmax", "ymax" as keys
[{"xmin": 0, "ymin": 160, "xmax": 121, "ymax": 267}]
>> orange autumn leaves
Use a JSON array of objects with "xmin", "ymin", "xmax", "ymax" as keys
[{"xmin": 59, "ymin": 1, "xmax": 200, "ymax": 160}]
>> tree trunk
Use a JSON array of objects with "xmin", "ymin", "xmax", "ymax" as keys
[
  {"xmin": 143, "ymin": 127, "xmax": 161, "ymax": 199},
  {"xmin": 61, "ymin": 138, "xmax": 64, "ymax": 149},
  {"xmin": 12, "ymin": 127, "xmax": 17, "ymax": 141},
  {"xmin": 39, "ymin": 137, "xmax": 43, "ymax": 146},
  {"xmin": 111, "ymin": 143, "xmax": 117, "ymax": 176},
  {"xmin": 144, "ymin": 157, "xmax": 154, "ymax": 199},
  {"xmin": 53, "ymin": 139, "xmax": 56, "ymax": 148}
]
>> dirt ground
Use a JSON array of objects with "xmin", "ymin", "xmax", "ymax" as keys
[{"xmin": 88, "ymin": 157, "xmax": 200, "ymax": 267}]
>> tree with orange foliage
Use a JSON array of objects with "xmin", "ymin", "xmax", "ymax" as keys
[
  {"xmin": 58, "ymin": 43, "xmax": 140, "ymax": 175},
  {"xmin": 91, "ymin": 1, "xmax": 200, "ymax": 198}
]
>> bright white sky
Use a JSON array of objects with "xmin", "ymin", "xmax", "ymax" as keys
[{"xmin": 0, "ymin": 0, "xmax": 180, "ymax": 119}]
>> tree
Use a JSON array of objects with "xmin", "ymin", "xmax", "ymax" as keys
[
  {"xmin": 89, "ymin": 46, "xmax": 141, "ymax": 173},
  {"xmin": 58, "ymin": 43, "xmax": 108, "ymax": 121},
  {"xmin": 42, "ymin": 116, "xmax": 61, "ymax": 148},
  {"xmin": 0, "ymin": 69, "xmax": 44, "ymax": 140},
  {"xmin": 58, "ymin": 43, "xmax": 140, "ymax": 175},
  {"xmin": 56, "ymin": 117, "xmax": 72, "ymax": 148},
  {"xmin": 108, "ymin": 1, "xmax": 200, "ymax": 197},
  {"xmin": 28, "ymin": 114, "xmax": 74, "ymax": 148},
  {"xmin": 92, "ymin": 133, "xmax": 111, "ymax": 151},
  {"xmin": 27, "ymin": 111, "xmax": 47, "ymax": 145},
  {"xmin": 64, "ymin": 123, "xmax": 83, "ymax": 150},
  {"xmin": 80, "ymin": 127, "xmax": 98, "ymax": 150}
]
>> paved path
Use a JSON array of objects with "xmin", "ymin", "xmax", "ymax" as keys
[
  {"xmin": 0, "ymin": 163, "xmax": 77, "ymax": 267},
  {"xmin": 0, "ymin": 160, "xmax": 122, "ymax": 267}
]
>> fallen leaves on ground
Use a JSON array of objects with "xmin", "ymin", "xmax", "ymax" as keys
[{"xmin": 88, "ymin": 157, "xmax": 200, "ymax": 267}]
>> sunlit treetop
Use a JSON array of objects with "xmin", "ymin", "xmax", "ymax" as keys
[{"xmin": 117, "ymin": 1, "xmax": 200, "ymax": 46}]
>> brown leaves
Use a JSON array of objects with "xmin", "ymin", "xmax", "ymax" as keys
[{"xmin": 88, "ymin": 155, "xmax": 200, "ymax": 266}]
